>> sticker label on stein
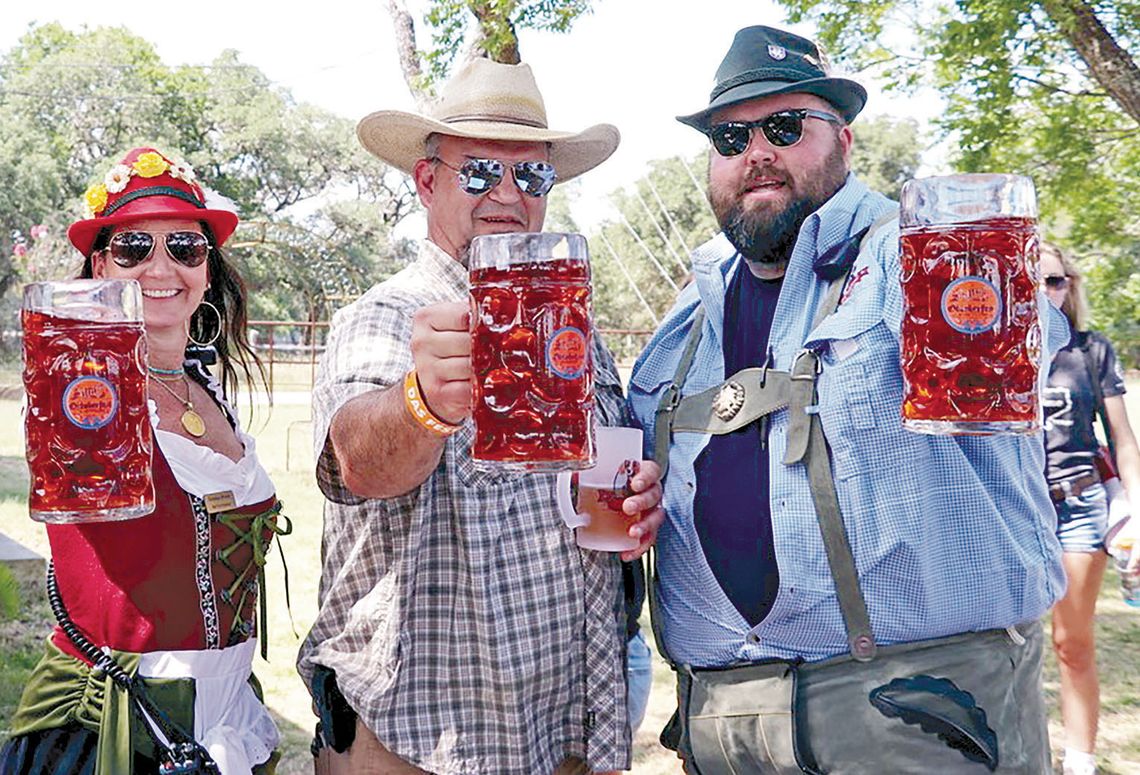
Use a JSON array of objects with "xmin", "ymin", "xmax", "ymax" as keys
[
  {"xmin": 941, "ymin": 277, "xmax": 1002, "ymax": 335},
  {"xmin": 62, "ymin": 375, "xmax": 118, "ymax": 429}
]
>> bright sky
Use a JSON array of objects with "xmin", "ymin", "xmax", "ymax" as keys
[{"xmin": 0, "ymin": 0, "xmax": 947, "ymax": 228}]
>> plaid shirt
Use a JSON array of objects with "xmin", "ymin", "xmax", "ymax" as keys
[
  {"xmin": 298, "ymin": 240, "xmax": 630, "ymax": 774},
  {"xmin": 629, "ymin": 175, "xmax": 1069, "ymax": 667}
]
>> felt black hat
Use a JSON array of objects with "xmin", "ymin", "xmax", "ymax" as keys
[{"xmin": 678, "ymin": 26, "xmax": 867, "ymax": 132}]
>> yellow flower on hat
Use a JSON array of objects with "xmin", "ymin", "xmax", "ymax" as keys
[
  {"xmin": 132, "ymin": 152, "xmax": 168, "ymax": 178},
  {"xmin": 83, "ymin": 183, "xmax": 108, "ymax": 217}
]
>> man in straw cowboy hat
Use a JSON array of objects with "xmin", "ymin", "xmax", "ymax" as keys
[
  {"xmin": 297, "ymin": 57, "xmax": 664, "ymax": 774},
  {"xmin": 628, "ymin": 25, "xmax": 1068, "ymax": 773}
]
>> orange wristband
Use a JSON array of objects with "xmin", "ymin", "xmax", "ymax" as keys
[{"xmin": 403, "ymin": 370, "xmax": 462, "ymax": 437}]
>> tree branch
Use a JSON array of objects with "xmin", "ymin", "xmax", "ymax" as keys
[
  {"xmin": 1039, "ymin": 0, "xmax": 1140, "ymax": 123},
  {"xmin": 386, "ymin": 0, "xmax": 430, "ymax": 109}
]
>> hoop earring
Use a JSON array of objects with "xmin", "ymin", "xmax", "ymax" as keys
[{"xmin": 186, "ymin": 300, "xmax": 222, "ymax": 347}]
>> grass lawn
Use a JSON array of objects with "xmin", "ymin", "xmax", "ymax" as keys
[{"xmin": 1, "ymin": 373, "xmax": 1139, "ymax": 773}]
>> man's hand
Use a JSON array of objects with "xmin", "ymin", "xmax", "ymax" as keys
[
  {"xmin": 410, "ymin": 301, "xmax": 472, "ymax": 425},
  {"xmin": 620, "ymin": 459, "xmax": 665, "ymax": 562}
]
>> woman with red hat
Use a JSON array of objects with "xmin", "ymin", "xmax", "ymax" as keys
[{"xmin": 1, "ymin": 148, "xmax": 287, "ymax": 775}]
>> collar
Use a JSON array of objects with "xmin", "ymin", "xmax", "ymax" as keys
[{"xmin": 419, "ymin": 238, "xmax": 470, "ymax": 298}]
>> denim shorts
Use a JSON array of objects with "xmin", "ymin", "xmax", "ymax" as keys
[
  {"xmin": 626, "ymin": 630, "xmax": 653, "ymax": 734},
  {"xmin": 1054, "ymin": 481, "xmax": 1108, "ymax": 552}
]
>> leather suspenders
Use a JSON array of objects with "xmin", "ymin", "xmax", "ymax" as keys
[{"xmin": 647, "ymin": 218, "xmax": 894, "ymax": 667}]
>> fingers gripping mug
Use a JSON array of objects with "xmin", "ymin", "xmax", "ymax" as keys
[{"xmin": 556, "ymin": 427, "xmax": 643, "ymax": 552}]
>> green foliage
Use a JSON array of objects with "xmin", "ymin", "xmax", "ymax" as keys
[
  {"xmin": 587, "ymin": 152, "xmax": 717, "ymax": 359},
  {"xmin": 769, "ymin": 0, "xmax": 1140, "ymax": 362},
  {"xmin": 421, "ymin": 0, "xmax": 595, "ymax": 85},
  {"xmin": 849, "ymin": 114, "xmax": 922, "ymax": 200},
  {"xmin": 0, "ymin": 23, "xmax": 418, "ymax": 328},
  {"xmin": 0, "ymin": 565, "xmax": 18, "ymax": 621}
]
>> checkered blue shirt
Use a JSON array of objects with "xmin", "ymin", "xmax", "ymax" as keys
[
  {"xmin": 298, "ymin": 240, "xmax": 630, "ymax": 773},
  {"xmin": 628, "ymin": 175, "xmax": 1068, "ymax": 668}
]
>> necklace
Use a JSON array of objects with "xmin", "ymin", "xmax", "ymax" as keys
[
  {"xmin": 149, "ymin": 374, "xmax": 207, "ymax": 437},
  {"xmin": 148, "ymin": 364, "xmax": 186, "ymax": 379}
]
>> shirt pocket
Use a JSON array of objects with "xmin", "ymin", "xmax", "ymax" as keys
[{"xmin": 807, "ymin": 312, "xmax": 901, "ymax": 482}]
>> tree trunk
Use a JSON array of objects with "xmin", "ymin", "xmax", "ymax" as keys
[
  {"xmin": 386, "ymin": 0, "xmax": 429, "ymax": 109},
  {"xmin": 469, "ymin": 2, "xmax": 521, "ymax": 64},
  {"xmin": 1041, "ymin": 0, "xmax": 1140, "ymax": 123}
]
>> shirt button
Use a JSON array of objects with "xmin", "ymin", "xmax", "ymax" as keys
[{"xmin": 747, "ymin": 633, "xmax": 760, "ymax": 644}]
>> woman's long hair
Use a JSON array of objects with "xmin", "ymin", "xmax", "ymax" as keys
[
  {"xmin": 81, "ymin": 223, "xmax": 268, "ymax": 404},
  {"xmin": 1041, "ymin": 242, "xmax": 1089, "ymax": 332}
]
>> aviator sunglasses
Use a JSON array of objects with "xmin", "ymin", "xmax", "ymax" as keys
[
  {"xmin": 433, "ymin": 157, "xmax": 558, "ymax": 198},
  {"xmin": 1043, "ymin": 275, "xmax": 1070, "ymax": 290},
  {"xmin": 102, "ymin": 231, "xmax": 212, "ymax": 269},
  {"xmin": 707, "ymin": 109, "xmax": 843, "ymax": 157}
]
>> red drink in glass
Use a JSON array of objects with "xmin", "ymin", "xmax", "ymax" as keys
[
  {"xmin": 22, "ymin": 280, "xmax": 154, "ymax": 522},
  {"xmin": 469, "ymin": 233, "xmax": 595, "ymax": 471},
  {"xmin": 899, "ymin": 174, "xmax": 1041, "ymax": 435}
]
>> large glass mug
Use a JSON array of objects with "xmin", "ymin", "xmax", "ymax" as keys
[
  {"xmin": 22, "ymin": 279, "xmax": 155, "ymax": 522},
  {"xmin": 468, "ymin": 232, "xmax": 596, "ymax": 472},
  {"xmin": 899, "ymin": 174, "xmax": 1041, "ymax": 435}
]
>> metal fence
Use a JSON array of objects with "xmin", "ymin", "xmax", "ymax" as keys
[{"xmin": 247, "ymin": 320, "xmax": 654, "ymax": 394}]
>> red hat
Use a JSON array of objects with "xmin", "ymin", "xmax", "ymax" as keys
[{"xmin": 67, "ymin": 147, "xmax": 239, "ymax": 256}]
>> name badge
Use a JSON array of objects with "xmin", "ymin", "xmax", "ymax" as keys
[{"xmin": 204, "ymin": 490, "xmax": 238, "ymax": 514}]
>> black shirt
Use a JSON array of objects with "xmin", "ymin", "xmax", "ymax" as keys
[
  {"xmin": 1043, "ymin": 324, "xmax": 1126, "ymax": 483},
  {"xmin": 692, "ymin": 263, "xmax": 783, "ymax": 627}
]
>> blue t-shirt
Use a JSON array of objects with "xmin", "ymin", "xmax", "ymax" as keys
[{"xmin": 693, "ymin": 263, "xmax": 783, "ymax": 627}]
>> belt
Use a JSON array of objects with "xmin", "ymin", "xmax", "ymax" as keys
[{"xmin": 1049, "ymin": 471, "xmax": 1100, "ymax": 503}]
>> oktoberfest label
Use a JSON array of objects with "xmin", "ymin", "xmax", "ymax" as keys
[
  {"xmin": 62, "ymin": 375, "xmax": 118, "ymax": 429},
  {"xmin": 941, "ymin": 276, "xmax": 1002, "ymax": 334},
  {"xmin": 546, "ymin": 326, "xmax": 587, "ymax": 379}
]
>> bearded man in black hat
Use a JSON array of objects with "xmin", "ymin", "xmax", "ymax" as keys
[
  {"xmin": 298, "ymin": 58, "xmax": 664, "ymax": 775},
  {"xmin": 628, "ymin": 25, "xmax": 1068, "ymax": 774}
]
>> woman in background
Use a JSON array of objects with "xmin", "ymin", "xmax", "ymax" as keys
[{"xmin": 1041, "ymin": 242, "xmax": 1140, "ymax": 775}]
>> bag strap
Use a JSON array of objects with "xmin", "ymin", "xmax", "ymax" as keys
[
  {"xmin": 46, "ymin": 563, "xmax": 221, "ymax": 774},
  {"xmin": 1080, "ymin": 332, "xmax": 1116, "ymax": 463}
]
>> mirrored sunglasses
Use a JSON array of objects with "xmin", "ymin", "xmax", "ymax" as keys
[
  {"xmin": 1043, "ymin": 275, "xmax": 1070, "ymax": 290},
  {"xmin": 434, "ymin": 157, "xmax": 558, "ymax": 198},
  {"xmin": 707, "ymin": 109, "xmax": 843, "ymax": 157},
  {"xmin": 104, "ymin": 231, "xmax": 211, "ymax": 269}
]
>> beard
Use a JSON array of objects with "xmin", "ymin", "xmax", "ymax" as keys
[{"xmin": 710, "ymin": 142, "xmax": 849, "ymax": 266}]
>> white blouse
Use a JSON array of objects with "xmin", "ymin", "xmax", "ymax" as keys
[{"xmin": 148, "ymin": 361, "xmax": 274, "ymax": 508}]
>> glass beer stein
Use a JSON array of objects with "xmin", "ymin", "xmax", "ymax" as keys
[
  {"xmin": 469, "ymin": 232, "xmax": 596, "ymax": 472},
  {"xmin": 22, "ymin": 279, "xmax": 155, "ymax": 522},
  {"xmin": 556, "ymin": 427, "xmax": 642, "ymax": 552},
  {"xmin": 899, "ymin": 174, "xmax": 1041, "ymax": 435}
]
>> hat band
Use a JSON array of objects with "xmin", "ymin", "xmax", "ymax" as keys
[
  {"xmin": 440, "ymin": 113, "xmax": 548, "ymax": 129},
  {"xmin": 103, "ymin": 186, "xmax": 205, "ymax": 217},
  {"xmin": 710, "ymin": 65, "xmax": 827, "ymax": 101}
]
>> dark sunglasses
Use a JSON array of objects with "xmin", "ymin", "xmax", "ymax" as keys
[
  {"xmin": 707, "ymin": 109, "xmax": 843, "ymax": 157},
  {"xmin": 103, "ymin": 231, "xmax": 211, "ymax": 269},
  {"xmin": 433, "ymin": 157, "xmax": 558, "ymax": 198},
  {"xmin": 1043, "ymin": 275, "xmax": 1070, "ymax": 290}
]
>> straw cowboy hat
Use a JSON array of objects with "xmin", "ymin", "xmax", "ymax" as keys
[
  {"xmin": 678, "ymin": 25, "xmax": 867, "ymax": 132},
  {"xmin": 357, "ymin": 58, "xmax": 620, "ymax": 181},
  {"xmin": 68, "ymin": 146, "xmax": 239, "ymax": 256}
]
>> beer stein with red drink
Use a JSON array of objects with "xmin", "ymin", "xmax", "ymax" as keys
[
  {"xmin": 899, "ymin": 174, "xmax": 1041, "ymax": 435},
  {"xmin": 22, "ymin": 278, "xmax": 154, "ymax": 522},
  {"xmin": 469, "ymin": 232, "xmax": 596, "ymax": 471}
]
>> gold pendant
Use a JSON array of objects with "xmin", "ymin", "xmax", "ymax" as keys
[{"xmin": 181, "ymin": 408, "xmax": 206, "ymax": 437}]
